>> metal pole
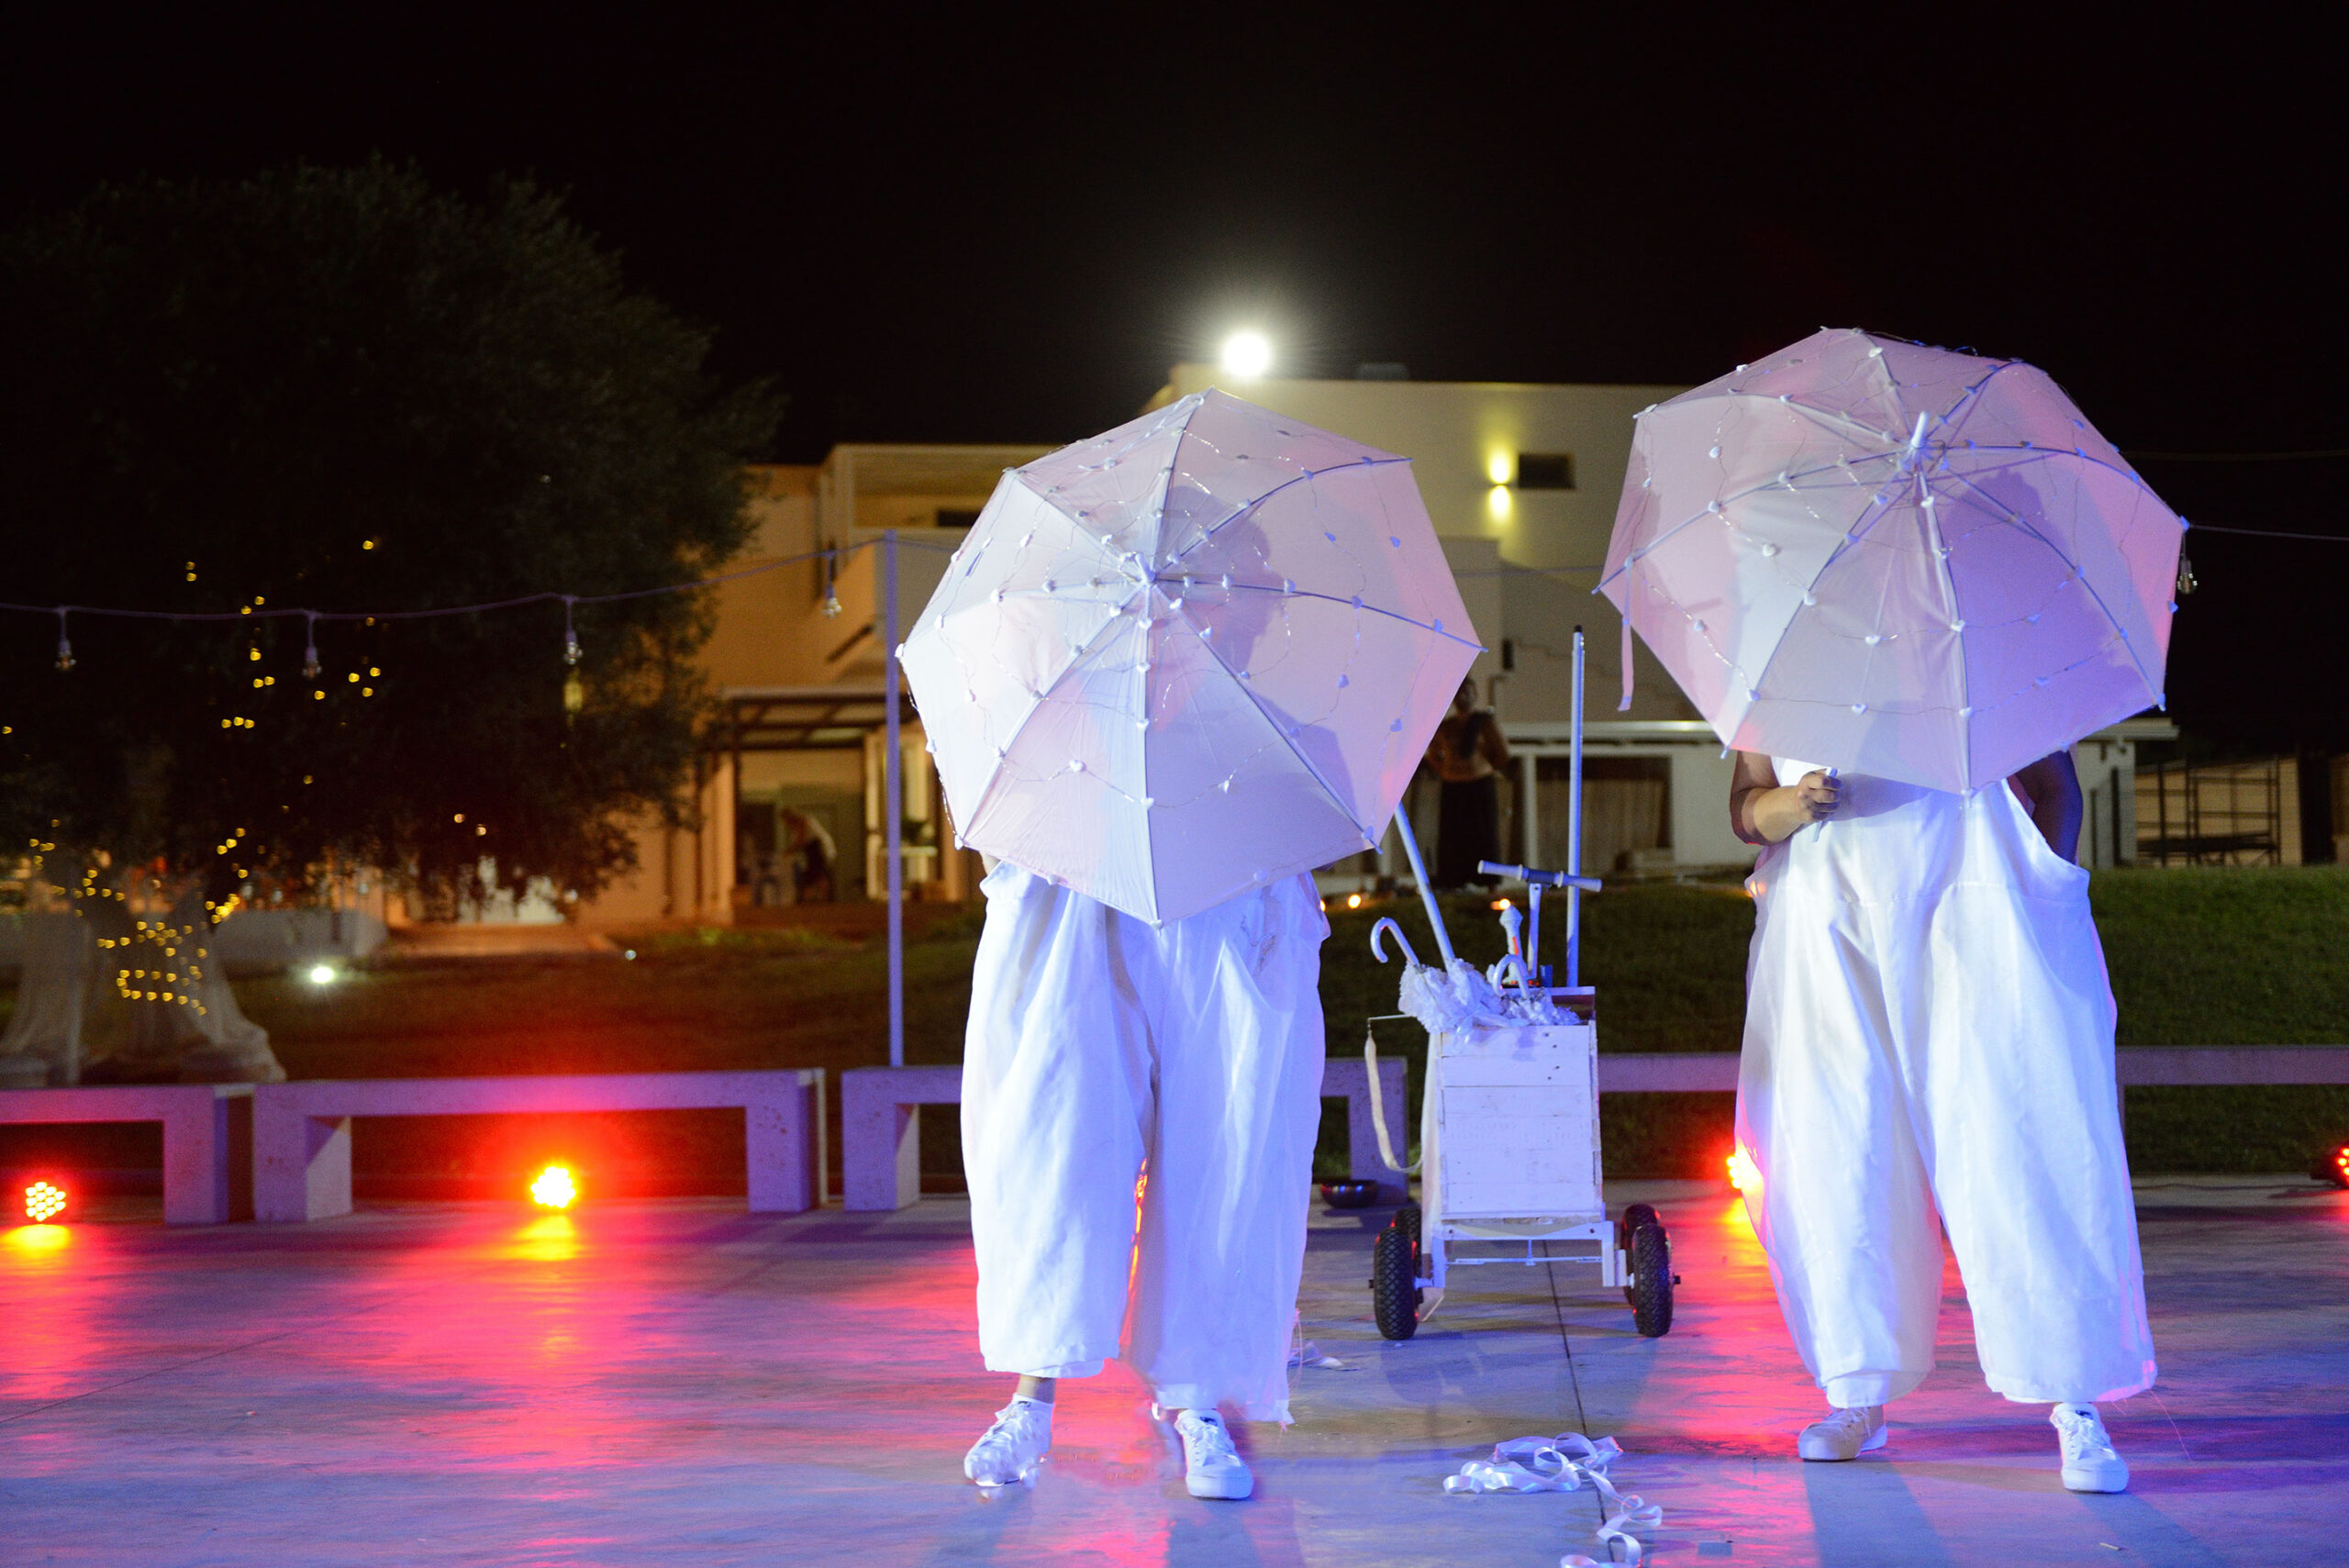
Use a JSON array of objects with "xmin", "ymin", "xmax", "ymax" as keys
[
  {"xmin": 884, "ymin": 531, "xmax": 905, "ymax": 1068},
  {"xmin": 1390, "ymin": 809, "xmax": 1459, "ymax": 971},
  {"xmin": 1567, "ymin": 626, "xmax": 1586, "ymax": 987}
]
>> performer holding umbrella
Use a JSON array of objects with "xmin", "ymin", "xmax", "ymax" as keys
[
  {"xmin": 901, "ymin": 389, "xmax": 1478, "ymax": 1496},
  {"xmin": 1602, "ymin": 328, "xmax": 2178, "ymax": 1492}
]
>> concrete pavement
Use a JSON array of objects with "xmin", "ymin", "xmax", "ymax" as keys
[{"xmin": 4, "ymin": 1178, "xmax": 2344, "ymax": 1565}]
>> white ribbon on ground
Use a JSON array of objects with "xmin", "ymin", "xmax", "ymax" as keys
[{"xmin": 1444, "ymin": 1433, "xmax": 1661, "ymax": 1566}]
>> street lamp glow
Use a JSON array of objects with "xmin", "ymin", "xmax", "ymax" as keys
[
  {"xmin": 306, "ymin": 962, "xmax": 337, "ymax": 985},
  {"xmin": 1219, "ymin": 331, "xmax": 1273, "ymax": 380}
]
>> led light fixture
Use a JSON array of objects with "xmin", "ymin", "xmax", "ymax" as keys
[
  {"xmin": 531, "ymin": 1164, "xmax": 578, "ymax": 1209},
  {"xmin": 23, "ymin": 1180, "xmax": 68, "ymax": 1223}
]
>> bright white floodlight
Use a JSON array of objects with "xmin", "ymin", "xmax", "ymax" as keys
[
  {"xmin": 1219, "ymin": 330, "xmax": 1273, "ymax": 380},
  {"xmin": 306, "ymin": 963, "xmax": 338, "ymax": 985}
]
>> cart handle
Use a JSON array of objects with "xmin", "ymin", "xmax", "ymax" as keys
[{"xmin": 1478, "ymin": 860, "xmax": 1603, "ymax": 893}]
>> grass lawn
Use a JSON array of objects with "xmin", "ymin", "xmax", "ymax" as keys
[{"xmin": 5, "ymin": 867, "xmax": 2345, "ymax": 1184}]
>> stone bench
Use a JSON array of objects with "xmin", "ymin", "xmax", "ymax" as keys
[
  {"xmin": 0, "ymin": 1084, "xmax": 254, "ymax": 1225},
  {"xmin": 841, "ymin": 1057, "xmax": 1410, "ymax": 1212},
  {"xmin": 253, "ymin": 1070, "xmax": 826, "ymax": 1223},
  {"xmin": 1596, "ymin": 1048, "xmax": 2349, "ymax": 1093}
]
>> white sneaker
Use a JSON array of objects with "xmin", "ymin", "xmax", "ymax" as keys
[
  {"xmin": 963, "ymin": 1397, "xmax": 1052, "ymax": 1487},
  {"xmin": 1173, "ymin": 1408, "xmax": 1254, "ymax": 1500},
  {"xmin": 2051, "ymin": 1403, "xmax": 2129, "ymax": 1493},
  {"xmin": 1797, "ymin": 1405, "xmax": 1887, "ymax": 1461}
]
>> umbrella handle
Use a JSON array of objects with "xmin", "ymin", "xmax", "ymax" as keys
[
  {"xmin": 1368, "ymin": 917, "xmax": 1421, "ymax": 969},
  {"xmin": 1390, "ymin": 810, "xmax": 1460, "ymax": 970}
]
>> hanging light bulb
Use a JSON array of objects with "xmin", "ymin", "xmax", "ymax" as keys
[
  {"xmin": 53, "ymin": 609, "xmax": 72, "ymax": 673},
  {"xmin": 2175, "ymin": 551, "xmax": 2198, "ymax": 596},
  {"xmin": 820, "ymin": 550, "xmax": 843, "ymax": 617},
  {"xmin": 302, "ymin": 613, "xmax": 321, "ymax": 681}
]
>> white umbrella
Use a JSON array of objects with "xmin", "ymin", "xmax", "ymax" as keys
[
  {"xmin": 1598, "ymin": 328, "xmax": 2183, "ymax": 791},
  {"xmin": 901, "ymin": 388, "xmax": 1480, "ymax": 925}
]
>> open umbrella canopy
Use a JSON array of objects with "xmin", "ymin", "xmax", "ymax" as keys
[
  {"xmin": 901, "ymin": 389, "xmax": 1479, "ymax": 925},
  {"xmin": 1599, "ymin": 328, "xmax": 2183, "ymax": 792}
]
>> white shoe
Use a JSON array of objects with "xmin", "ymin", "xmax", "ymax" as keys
[
  {"xmin": 1797, "ymin": 1406, "xmax": 1887, "ymax": 1461},
  {"xmin": 964, "ymin": 1397, "xmax": 1052, "ymax": 1487},
  {"xmin": 1174, "ymin": 1408, "xmax": 1254, "ymax": 1500},
  {"xmin": 2051, "ymin": 1404, "xmax": 2129, "ymax": 1493}
]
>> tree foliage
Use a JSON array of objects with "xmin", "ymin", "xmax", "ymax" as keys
[{"xmin": 0, "ymin": 162, "xmax": 777, "ymax": 908}]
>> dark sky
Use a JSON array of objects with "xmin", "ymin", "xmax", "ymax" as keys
[{"xmin": 5, "ymin": 10, "xmax": 2339, "ymax": 743}]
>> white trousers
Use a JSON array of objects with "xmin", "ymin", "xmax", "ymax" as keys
[
  {"xmin": 961, "ymin": 864, "xmax": 1328, "ymax": 1421},
  {"xmin": 1737, "ymin": 765, "xmax": 2156, "ymax": 1408}
]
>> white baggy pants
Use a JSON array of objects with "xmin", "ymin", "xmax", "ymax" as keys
[
  {"xmin": 1736, "ymin": 762, "xmax": 2156, "ymax": 1408},
  {"xmin": 961, "ymin": 863, "xmax": 1329, "ymax": 1422}
]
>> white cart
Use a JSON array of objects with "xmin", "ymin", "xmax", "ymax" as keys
[{"xmin": 1365, "ymin": 628, "xmax": 1675, "ymax": 1340}]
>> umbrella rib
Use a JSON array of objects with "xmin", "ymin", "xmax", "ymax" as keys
[
  {"xmin": 1217, "ymin": 582, "xmax": 1482, "ymax": 650},
  {"xmin": 1166, "ymin": 603, "xmax": 1375, "ymax": 840},
  {"xmin": 1162, "ymin": 458, "xmax": 1415, "ymax": 569},
  {"xmin": 956, "ymin": 605, "xmax": 1135, "ymax": 841},
  {"xmin": 1010, "ymin": 469, "xmax": 1141, "ymax": 574},
  {"xmin": 1938, "ymin": 462, "xmax": 2165, "ymax": 703}
]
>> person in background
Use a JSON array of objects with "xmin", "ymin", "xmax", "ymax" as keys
[
  {"xmin": 1424, "ymin": 677, "xmax": 1510, "ymax": 889},
  {"xmin": 1729, "ymin": 750, "xmax": 2152, "ymax": 1493}
]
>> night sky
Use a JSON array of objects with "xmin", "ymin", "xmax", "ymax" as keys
[{"xmin": 5, "ymin": 12, "xmax": 2339, "ymax": 745}]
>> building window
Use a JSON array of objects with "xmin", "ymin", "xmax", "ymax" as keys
[
  {"xmin": 935, "ymin": 508, "xmax": 981, "ymax": 528},
  {"xmin": 1516, "ymin": 453, "xmax": 1575, "ymax": 490}
]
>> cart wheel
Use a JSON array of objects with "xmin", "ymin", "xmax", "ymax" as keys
[
  {"xmin": 1397, "ymin": 1200, "xmax": 1422, "ymax": 1265},
  {"xmin": 1624, "ymin": 1207, "xmax": 1674, "ymax": 1338},
  {"xmin": 1371, "ymin": 1222, "xmax": 1419, "ymax": 1340}
]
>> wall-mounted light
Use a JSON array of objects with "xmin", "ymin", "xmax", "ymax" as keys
[{"xmin": 1486, "ymin": 451, "xmax": 1513, "ymax": 486}]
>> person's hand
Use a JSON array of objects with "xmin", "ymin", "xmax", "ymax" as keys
[{"xmin": 1792, "ymin": 770, "xmax": 1841, "ymax": 824}]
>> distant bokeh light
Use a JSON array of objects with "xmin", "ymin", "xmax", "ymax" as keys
[
  {"xmin": 306, "ymin": 962, "xmax": 338, "ymax": 985},
  {"xmin": 530, "ymin": 1164, "xmax": 577, "ymax": 1208},
  {"xmin": 23, "ymin": 1180, "xmax": 68, "ymax": 1223}
]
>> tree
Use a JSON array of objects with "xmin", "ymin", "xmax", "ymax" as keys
[{"xmin": 0, "ymin": 162, "xmax": 776, "ymax": 1083}]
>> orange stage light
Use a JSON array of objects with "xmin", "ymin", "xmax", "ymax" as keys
[
  {"xmin": 530, "ymin": 1165, "xmax": 578, "ymax": 1209},
  {"xmin": 1345, "ymin": 893, "xmax": 1364, "ymax": 909},
  {"xmin": 23, "ymin": 1180, "xmax": 69, "ymax": 1223},
  {"xmin": 1725, "ymin": 1148, "xmax": 1761, "ymax": 1195}
]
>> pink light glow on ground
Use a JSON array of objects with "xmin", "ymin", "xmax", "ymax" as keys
[{"xmin": 2, "ymin": 1181, "xmax": 2343, "ymax": 1564}]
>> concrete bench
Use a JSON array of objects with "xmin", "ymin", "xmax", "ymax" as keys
[
  {"xmin": 0, "ymin": 1084, "xmax": 254, "ymax": 1225},
  {"xmin": 841, "ymin": 1057, "xmax": 1411, "ymax": 1212},
  {"xmin": 253, "ymin": 1070, "xmax": 826, "ymax": 1223}
]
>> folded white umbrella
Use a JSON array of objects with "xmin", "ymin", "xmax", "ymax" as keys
[
  {"xmin": 901, "ymin": 388, "xmax": 1480, "ymax": 925},
  {"xmin": 1598, "ymin": 328, "xmax": 2183, "ymax": 792}
]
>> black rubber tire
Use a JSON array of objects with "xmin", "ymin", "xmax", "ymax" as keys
[
  {"xmin": 1397, "ymin": 1201, "xmax": 1422, "ymax": 1264},
  {"xmin": 1618, "ymin": 1204, "xmax": 1657, "ymax": 1307},
  {"xmin": 1627, "ymin": 1213, "xmax": 1675, "ymax": 1338},
  {"xmin": 1371, "ymin": 1222, "xmax": 1419, "ymax": 1340}
]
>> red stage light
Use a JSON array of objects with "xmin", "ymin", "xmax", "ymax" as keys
[
  {"xmin": 530, "ymin": 1165, "xmax": 577, "ymax": 1208},
  {"xmin": 23, "ymin": 1180, "xmax": 69, "ymax": 1223},
  {"xmin": 2329, "ymin": 1144, "xmax": 2349, "ymax": 1190},
  {"xmin": 1725, "ymin": 1148, "xmax": 1761, "ymax": 1194}
]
